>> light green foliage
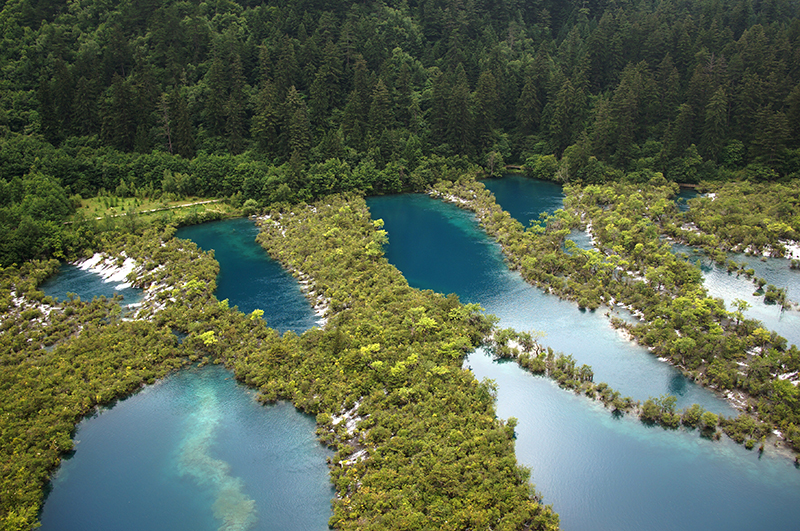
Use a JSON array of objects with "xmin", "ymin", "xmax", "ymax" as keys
[
  {"xmin": 434, "ymin": 176, "xmax": 800, "ymax": 454},
  {"xmin": 244, "ymin": 194, "xmax": 559, "ymax": 530},
  {"xmin": 683, "ymin": 181, "xmax": 800, "ymax": 257},
  {"xmin": 199, "ymin": 330, "xmax": 218, "ymax": 345}
]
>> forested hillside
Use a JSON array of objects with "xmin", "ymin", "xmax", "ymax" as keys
[{"xmin": 1, "ymin": 0, "xmax": 800, "ymax": 264}]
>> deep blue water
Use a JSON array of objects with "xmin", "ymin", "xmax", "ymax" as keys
[
  {"xmin": 367, "ymin": 192, "xmax": 800, "ymax": 531},
  {"xmin": 483, "ymin": 175, "xmax": 563, "ymax": 226},
  {"xmin": 39, "ymin": 218, "xmax": 332, "ymax": 530},
  {"xmin": 485, "ymin": 175, "xmax": 593, "ymax": 251},
  {"xmin": 177, "ymin": 217, "xmax": 320, "ymax": 333},
  {"xmin": 368, "ymin": 194, "xmax": 732, "ymax": 413}
]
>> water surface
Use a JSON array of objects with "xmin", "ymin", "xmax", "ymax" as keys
[
  {"xmin": 39, "ymin": 366, "xmax": 334, "ymax": 531},
  {"xmin": 482, "ymin": 175, "xmax": 563, "ymax": 227},
  {"xmin": 368, "ymin": 194, "xmax": 732, "ymax": 414},
  {"xmin": 675, "ymin": 186, "xmax": 699, "ymax": 212},
  {"xmin": 40, "ymin": 262, "xmax": 143, "ymax": 308},
  {"xmin": 673, "ymin": 244, "xmax": 800, "ymax": 349},
  {"xmin": 40, "ymin": 218, "xmax": 332, "ymax": 530},
  {"xmin": 467, "ymin": 349, "xmax": 800, "ymax": 531},
  {"xmin": 177, "ymin": 217, "xmax": 319, "ymax": 332},
  {"xmin": 368, "ymin": 190, "xmax": 800, "ymax": 531}
]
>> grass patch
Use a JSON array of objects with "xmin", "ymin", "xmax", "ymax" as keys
[{"xmin": 72, "ymin": 195, "xmax": 239, "ymax": 224}]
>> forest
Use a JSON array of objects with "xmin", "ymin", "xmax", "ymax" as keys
[{"xmin": 2, "ymin": 0, "xmax": 800, "ymax": 265}]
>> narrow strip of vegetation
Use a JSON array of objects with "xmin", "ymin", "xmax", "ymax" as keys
[{"xmin": 431, "ymin": 175, "xmax": 799, "ymax": 455}]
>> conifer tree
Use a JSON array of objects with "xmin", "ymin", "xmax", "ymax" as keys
[{"xmin": 701, "ymin": 87, "xmax": 729, "ymax": 161}]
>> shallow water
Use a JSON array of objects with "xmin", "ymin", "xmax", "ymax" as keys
[
  {"xmin": 467, "ymin": 348, "xmax": 800, "ymax": 531},
  {"xmin": 673, "ymin": 243, "xmax": 800, "ymax": 349},
  {"xmin": 675, "ymin": 186, "xmax": 700, "ymax": 212},
  {"xmin": 39, "ymin": 366, "xmax": 334, "ymax": 531},
  {"xmin": 367, "ymin": 190, "xmax": 800, "ymax": 531},
  {"xmin": 40, "ymin": 262, "xmax": 143, "ymax": 308},
  {"xmin": 39, "ymin": 218, "xmax": 333, "ymax": 530}
]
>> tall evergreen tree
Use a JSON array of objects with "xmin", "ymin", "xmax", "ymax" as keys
[
  {"xmin": 447, "ymin": 64, "xmax": 474, "ymax": 155},
  {"xmin": 516, "ymin": 63, "xmax": 542, "ymax": 136},
  {"xmin": 285, "ymin": 86, "xmax": 312, "ymax": 163},
  {"xmin": 205, "ymin": 52, "xmax": 228, "ymax": 138},
  {"xmin": 226, "ymin": 53, "xmax": 247, "ymax": 154},
  {"xmin": 170, "ymin": 88, "xmax": 195, "ymax": 158},
  {"xmin": 369, "ymin": 78, "xmax": 393, "ymax": 135},
  {"xmin": 100, "ymin": 74, "xmax": 137, "ymax": 151},
  {"xmin": 473, "ymin": 69, "xmax": 499, "ymax": 150},
  {"xmin": 701, "ymin": 87, "xmax": 729, "ymax": 161},
  {"xmin": 252, "ymin": 78, "xmax": 280, "ymax": 157}
]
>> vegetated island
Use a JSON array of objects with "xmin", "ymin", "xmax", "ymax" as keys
[
  {"xmin": 431, "ymin": 173, "xmax": 800, "ymax": 454},
  {"xmin": 1, "ymin": 197, "xmax": 560, "ymax": 530}
]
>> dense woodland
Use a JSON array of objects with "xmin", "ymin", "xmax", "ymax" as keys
[{"xmin": 3, "ymin": 0, "xmax": 800, "ymax": 264}]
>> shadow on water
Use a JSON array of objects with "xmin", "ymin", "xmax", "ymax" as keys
[{"xmin": 667, "ymin": 373, "xmax": 688, "ymax": 396}]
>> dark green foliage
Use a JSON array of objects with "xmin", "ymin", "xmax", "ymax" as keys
[{"xmin": 0, "ymin": 0, "xmax": 798, "ymax": 180}]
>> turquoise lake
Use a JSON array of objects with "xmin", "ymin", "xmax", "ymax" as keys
[
  {"xmin": 38, "ymin": 218, "xmax": 333, "ymax": 530},
  {"xmin": 367, "ymin": 193, "xmax": 732, "ymax": 413},
  {"xmin": 176, "ymin": 217, "xmax": 320, "ymax": 332},
  {"xmin": 367, "ymin": 185, "xmax": 800, "ymax": 531},
  {"xmin": 37, "ymin": 189, "xmax": 800, "ymax": 531},
  {"xmin": 40, "ymin": 262, "xmax": 143, "ymax": 308}
]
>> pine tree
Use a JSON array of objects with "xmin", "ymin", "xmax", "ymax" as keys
[
  {"xmin": 701, "ymin": 87, "xmax": 729, "ymax": 161},
  {"xmin": 751, "ymin": 109, "xmax": 789, "ymax": 168},
  {"xmin": 285, "ymin": 86, "xmax": 312, "ymax": 163},
  {"xmin": 171, "ymin": 88, "xmax": 195, "ymax": 159},
  {"xmin": 663, "ymin": 103, "xmax": 695, "ymax": 161},
  {"xmin": 369, "ymin": 78, "xmax": 393, "ymax": 136},
  {"xmin": 428, "ymin": 67, "xmax": 450, "ymax": 144},
  {"xmin": 225, "ymin": 53, "xmax": 247, "ymax": 154},
  {"xmin": 71, "ymin": 76, "xmax": 99, "ymax": 137},
  {"xmin": 308, "ymin": 42, "xmax": 342, "ymax": 130},
  {"xmin": 205, "ymin": 52, "xmax": 228, "ymax": 138},
  {"xmin": 447, "ymin": 64, "xmax": 474, "ymax": 155},
  {"xmin": 473, "ymin": 70, "xmax": 499, "ymax": 150},
  {"xmin": 548, "ymin": 77, "xmax": 585, "ymax": 155},
  {"xmin": 395, "ymin": 61, "xmax": 413, "ymax": 127},
  {"xmin": 516, "ymin": 64, "xmax": 542, "ymax": 136},
  {"xmin": 275, "ymin": 36, "xmax": 300, "ymax": 101},
  {"xmin": 100, "ymin": 74, "xmax": 137, "ymax": 151},
  {"xmin": 252, "ymin": 78, "xmax": 280, "ymax": 157}
]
